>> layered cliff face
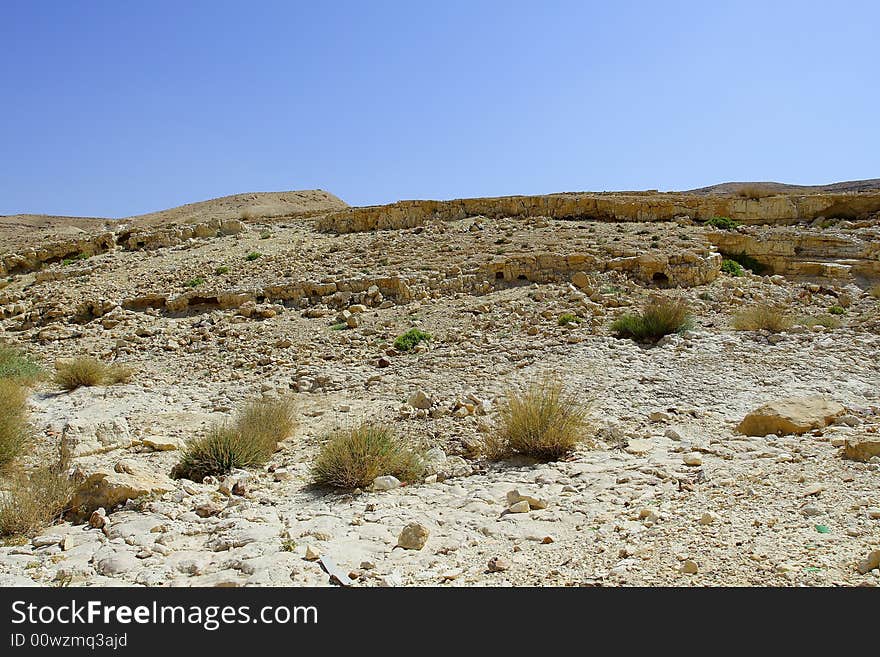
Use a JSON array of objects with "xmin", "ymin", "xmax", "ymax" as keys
[
  {"xmin": 708, "ymin": 224, "xmax": 880, "ymax": 283},
  {"xmin": 317, "ymin": 191, "xmax": 880, "ymax": 234},
  {"xmin": 3, "ymin": 189, "xmax": 879, "ymax": 289}
]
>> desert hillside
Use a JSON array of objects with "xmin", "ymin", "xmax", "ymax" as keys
[
  {"xmin": 0, "ymin": 189, "xmax": 347, "ymax": 253},
  {"xmin": 0, "ymin": 182, "xmax": 878, "ymax": 587}
]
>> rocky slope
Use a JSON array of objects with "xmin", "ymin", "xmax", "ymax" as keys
[{"xmin": 0, "ymin": 186, "xmax": 878, "ymax": 587}]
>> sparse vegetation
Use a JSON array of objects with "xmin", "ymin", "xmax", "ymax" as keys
[
  {"xmin": 185, "ymin": 276, "xmax": 205, "ymax": 288},
  {"xmin": 54, "ymin": 357, "xmax": 132, "ymax": 391},
  {"xmin": 737, "ymin": 185, "xmax": 775, "ymax": 200},
  {"xmin": 173, "ymin": 397, "xmax": 296, "ymax": 481},
  {"xmin": 311, "ymin": 422, "xmax": 423, "ymax": 489},
  {"xmin": 485, "ymin": 376, "xmax": 589, "ymax": 461},
  {"xmin": 0, "ymin": 379, "xmax": 29, "ymax": 467},
  {"xmin": 732, "ymin": 303, "xmax": 793, "ymax": 332},
  {"xmin": 245, "ymin": 252, "xmax": 261, "ymax": 261},
  {"xmin": 611, "ymin": 299, "xmax": 693, "ymax": 342},
  {"xmin": 259, "ymin": 230, "xmax": 272, "ymax": 240},
  {"xmin": 721, "ymin": 259, "xmax": 745, "ymax": 277},
  {"xmin": 0, "ymin": 459, "xmax": 75, "ymax": 540},
  {"xmin": 723, "ymin": 251, "xmax": 768, "ymax": 275},
  {"xmin": 871, "ymin": 284, "xmax": 880, "ymax": 299},
  {"xmin": 215, "ymin": 266, "xmax": 230, "ymax": 275},
  {"xmin": 800, "ymin": 314, "xmax": 842, "ymax": 329},
  {"xmin": 698, "ymin": 291, "xmax": 713, "ymax": 301},
  {"xmin": 329, "ymin": 322, "xmax": 348, "ymax": 331},
  {"xmin": 394, "ymin": 328, "xmax": 432, "ymax": 352},
  {"xmin": 558, "ymin": 313, "xmax": 579, "ymax": 326},
  {"xmin": 828, "ymin": 305, "xmax": 846, "ymax": 315},
  {"xmin": 0, "ymin": 345, "xmax": 43, "ymax": 385},
  {"xmin": 704, "ymin": 216, "xmax": 739, "ymax": 230}
]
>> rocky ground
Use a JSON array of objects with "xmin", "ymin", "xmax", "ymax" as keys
[{"xmin": 1, "ymin": 189, "xmax": 879, "ymax": 587}]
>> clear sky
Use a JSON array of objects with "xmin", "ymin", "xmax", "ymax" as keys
[{"xmin": 2, "ymin": 1, "xmax": 878, "ymax": 217}]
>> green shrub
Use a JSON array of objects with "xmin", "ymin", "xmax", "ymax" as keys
[
  {"xmin": 723, "ymin": 252, "xmax": 768, "ymax": 275},
  {"xmin": 721, "ymin": 259, "xmax": 744, "ymax": 277},
  {"xmin": 393, "ymin": 328, "xmax": 432, "ymax": 352},
  {"xmin": 828, "ymin": 305, "xmax": 846, "ymax": 315},
  {"xmin": 259, "ymin": 230, "xmax": 272, "ymax": 240},
  {"xmin": 215, "ymin": 266, "xmax": 230, "ymax": 275},
  {"xmin": 485, "ymin": 376, "xmax": 589, "ymax": 461},
  {"xmin": 245, "ymin": 252, "xmax": 262, "ymax": 261},
  {"xmin": 174, "ymin": 397, "xmax": 296, "ymax": 481},
  {"xmin": 186, "ymin": 277, "xmax": 205, "ymax": 288},
  {"xmin": 0, "ymin": 345, "xmax": 42, "ymax": 384},
  {"xmin": 705, "ymin": 216, "xmax": 739, "ymax": 230},
  {"xmin": 557, "ymin": 313, "xmax": 579, "ymax": 326},
  {"xmin": 698, "ymin": 291, "xmax": 712, "ymax": 301},
  {"xmin": 732, "ymin": 303, "xmax": 793, "ymax": 332},
  {"xmin": 610, "ymin": 299, "xmax": 693, "ymax": 342},
  {"xmin": 312, "ymin": 423, "xmax": 423, "ymax": 489},
  {"xmin": 54, "ymin": 358, "xmax": 132, "ymax": 391},
  {"xmin": 329, "ymin": 322, "xmax": 348, "ymax": 331},
  {"xmin": 0, "ymin": 380, "xmax": 29, "ymax": 467}
]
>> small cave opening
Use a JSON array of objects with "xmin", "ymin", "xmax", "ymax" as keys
[
  {"xmin": 516, "ymin": 274, "xmax": 528, "ymax": 281},
  {"xmin": 652, "ymin": 272, "xmax": 670, "ymax": 287},
  {"xmin": 495, "ymin": 271, "xmax": 505, "ymax": 280}
]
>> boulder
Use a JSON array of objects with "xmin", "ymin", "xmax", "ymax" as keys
[
  {"xmin": 69, "ymin": 460, "xmax": 174, "ymax": 521},
  {"xmin": 736, "ymin": 397, "xmax": 844, "ymax": 436},
  {"xmin": 396, "ymin": 522, "xmax": 429, "ymax": 550},
  {"xmin": 843, "ymin": 437, "xmax": 880, "ymax": 462}
]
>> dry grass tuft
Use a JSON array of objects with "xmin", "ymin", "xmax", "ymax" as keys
[
  {"xmin": 312, "ymin": 423, "xmax": 423, "ymax": 489},
  {"xmin": 54, "ymin": 357, "xmax": 132, "ymax": 391},
  {"xmin": 611, "ymin": 298, "xmax": 693, "ymax": 342},
  {"xmin": 0, "ymin": 380, "xmax": 29, "ymax": 467},
  {"xmin": 485, "ymin": 376, "xmax": 590, "ymax": 461},
  {"xmin": 0, "ymin": 459, "xmax": 75, "ymax": 540},
  {"xmin": 732, "ymin": 303, "xmax": 793, "ymax": 332},
  {"xmin": 871, "ymin": 284, "xmax": 880, "ymax": 299},
  {"xmin": 174, "ymin": 397, "xmax": 296, "ymax": 481}
]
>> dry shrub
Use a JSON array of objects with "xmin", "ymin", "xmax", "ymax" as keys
[
  {"xmin": 54, "ymin": 357, "xmax": 132, "ymax": 391},
  {"xmin": 800, "ymin": 314, "xmax": 841, "ymax": 329},
  {"xmin": 737, "ymin": 185, "xmax": 775, "ymax": 200},
  {"xmin": 871, "ymin": 284, "xmax": 880, "ymax": 299},
  {"xmin": 174, "ymin": 397, "xmax": 296, "ymax": 481},
  {"xmin": 235, "ymin": 397, "xmax": 298, "ymax": 448},
  {"xmin": 486, "ymin": 377, "xmax": 589, "ymax": 461},
  {"xmin": 611, "ymin": 298, "xmax": 693, "ymax": 341},
  {"xmin": 312, "ymin": 423, "xmax": 423, "ymax": 489},
  {"xmin": 732, "ymin": 303, "xmax": 793, "ymax": 332},
  {"xmin": 0, "ymin": 460, "xmax": 75, "ymax": 540},
  {"xmin": 0, "ymin": 380, "xmax": 29, "ymax": 466}
]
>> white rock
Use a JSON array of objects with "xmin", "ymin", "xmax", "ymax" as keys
[{"xmin": 373, "ymin": 475, "xmax": 401, "ymax": 491}]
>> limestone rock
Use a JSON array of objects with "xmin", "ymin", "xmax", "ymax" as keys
[
  {"xmin": 397, "ymin": 522, "xmax": 429, "ymax": 550},
  {"xmin": 408, "ymin": 390, "xmax": 432, "ymax": 409},
  {"xmin": 506, "ymin": 489, "xmax": 549, "ymax": 510},
  {"xmin": 372, "ymin": 475, "xmax": 401, "ymax": 491},
  {"xmin": 736, "ymin": 397, "xmax": 845, "ymax": 436},
  {"xmin": 843, "ymin": 437, "xmax": 880, "ymax": 462},
  {"xmin": 69, "ymin": 461, "xmax": 174, "ymax": 521}
]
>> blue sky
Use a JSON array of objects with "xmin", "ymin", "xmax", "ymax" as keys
[{"xmin": 2, "ymin": 1, "xmax": 878, "ymax": 217}]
